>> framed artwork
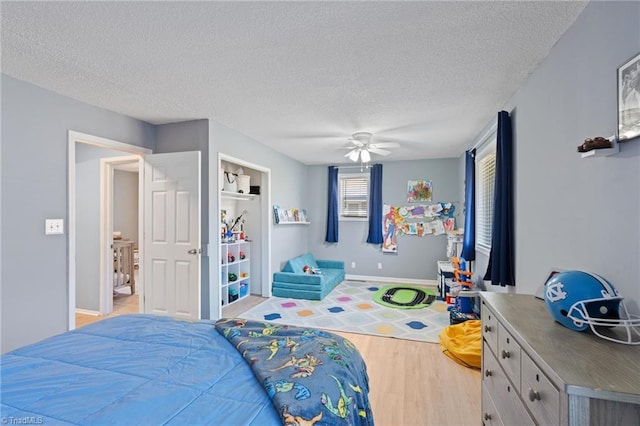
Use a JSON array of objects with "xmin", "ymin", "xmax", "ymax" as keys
[
  {"xmin": 617, "ymin": 52, "xmax": 640, "ymax": 141},
  {"xmin": 407, "ymin": 180, "xmax": 432, "ymax": 203}
]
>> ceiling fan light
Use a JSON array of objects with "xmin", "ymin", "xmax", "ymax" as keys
[
  {"xmin": 361, "ymin": 149, "xmax": 371, "ymax": 163},
  {"xmin": 348, "ymin": 150, "xmax": 360, "ymax": 162}
]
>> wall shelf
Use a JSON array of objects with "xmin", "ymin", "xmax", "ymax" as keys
[
  {"xmin": 275, "ymin": 221, "xmax": 310, "ymax": 225},
  {"xmin": 221, "ymin": 190, "xmax": 256, "ymax": 201},
  {"xmin": 580, "ymin": 135, "xmax": 619, "ymax": 158}
]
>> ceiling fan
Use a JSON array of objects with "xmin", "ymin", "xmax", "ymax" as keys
[{"xmin": 343, "ymin": 132, "xmax": 400, "ymax": 163}]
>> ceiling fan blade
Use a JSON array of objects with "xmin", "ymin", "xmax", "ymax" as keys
[
  {"xmin": 348, "ymin": 138, "xmax": 364, "ymax": 147},
  {"xmin": 370, "ymin": 142, "xmax": 400, "ymax": 149},
  {"xmin": 368, "ymin": 147, "xmax": 391, "ymax": 156}
]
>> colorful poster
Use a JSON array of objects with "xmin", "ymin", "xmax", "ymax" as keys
[
  {"xmin": 380, "ymin": 202, "xmax": 457, "ymax": 251},
  {"xmin": 407, "ymin": 180, "xmax": 432, "ymax": 203},
  {"xmin": 382, "ymin": 204, "xmax": 399, "ymax": 252}
]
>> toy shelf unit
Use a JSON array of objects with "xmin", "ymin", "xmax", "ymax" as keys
[{"xmin": 220, "ymin": 240, "xmax": 250, "ymax": 306}]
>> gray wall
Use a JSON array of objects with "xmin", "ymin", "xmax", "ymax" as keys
[
  {"xmin": 76, "ymin": 145, "xmax": 132, "ymax": 312},
  {"xmin": 0, "ymin": 75, "xmax": 156, "ymax": 353},
  {"xmin": 307, "ymin": 159, "xmax": 461, "ymax": 281},
  {"xmin": 155, "ymin": 120, "xmax": 211, "ymax": 317},
  {"xmin": 113, "ymin": 170, "xmax": 139, "ymax": 246},
  {"xmin": 470, "ymin": 1, "xmax": 640, "ymax": 313},
  {"xmin": 209, "ymin": 121, "xmax": 309, "ymax": 305}
]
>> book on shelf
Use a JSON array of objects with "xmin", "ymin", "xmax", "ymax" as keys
[{"xmin": 272, "ymin": 206, "xmax": 309, "ymax": 223}]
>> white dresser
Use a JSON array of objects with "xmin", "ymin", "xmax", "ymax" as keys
[{"xmin": 480, "ymin": 292, "xmax": 640, "ymax": 426}]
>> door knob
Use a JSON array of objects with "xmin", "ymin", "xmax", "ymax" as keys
[{"xmin": 188, "ymin": 248, "xmax": 201, "ymax": 254}]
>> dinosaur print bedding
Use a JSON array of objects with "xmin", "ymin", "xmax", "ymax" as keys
[{"xmin": 215, "ymin": 318, "xmax": 375, "ymax": 425}]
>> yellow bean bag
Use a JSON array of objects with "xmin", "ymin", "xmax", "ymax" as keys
[{"xmin": 439, "ymin": 319, "xmax": 482, "ymax": 369}]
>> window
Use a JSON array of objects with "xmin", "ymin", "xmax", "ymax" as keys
[
  {"xmin": 475, "ymin": 135, "xmax": 497, "ymax": 254},
  {"xmin": 339, "ymin": 173, "xmax": 369, "ymax": 219}
]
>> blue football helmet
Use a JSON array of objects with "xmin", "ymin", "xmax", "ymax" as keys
[{"xmin": 544, "ymin": 270, "xmax": 640, "ymax": 345}]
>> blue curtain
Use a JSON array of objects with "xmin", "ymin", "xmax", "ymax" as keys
[
  {"xmin": 325, "ymin": 166, "xmax": 339, "ymax": 243},
  {"xmin": 461, "ymin": 149, "xmax": 476, "ymax": 261},
  {"xmin": 484, "ymin": 111, "xmax": 515, "ymax": 286},
  {"xmin": 366, "ymin": 164, "xmax": 383, "ymax": 244}
]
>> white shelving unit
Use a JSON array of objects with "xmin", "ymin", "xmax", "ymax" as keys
[{"xmin": 220, "ymin": 240, "xmax": 250, "ymax": 306}]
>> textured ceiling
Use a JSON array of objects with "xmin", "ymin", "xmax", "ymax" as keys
[{"xmin": 1, "ymin": 1, "xmax": 587, "ymax": 165}]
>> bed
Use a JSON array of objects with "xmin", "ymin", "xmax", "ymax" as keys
[{"xmin": 0, "ymin": 315, "xmax": 374, "ymax": 425}]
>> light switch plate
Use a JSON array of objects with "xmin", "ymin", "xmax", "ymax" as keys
[{"xmin": 45, "ymin": 219, "xmax": 64, "ymax": 235}]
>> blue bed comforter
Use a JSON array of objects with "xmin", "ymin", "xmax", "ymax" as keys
[
  {"xmin": 1, "ymin": 315, "xmax": 374, "ymax": 426},
  {"xmin": 1, "ymin": 315, "xmax": 281, "ymax": 425}
]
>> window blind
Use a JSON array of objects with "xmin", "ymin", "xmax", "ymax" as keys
[
  {"xmin": 476, "ymin": 150, "xmax": 496, "ymax": 249},
  {"xmin": 340, "ymin": 175, "xmax": 369, "ymax": 218}
]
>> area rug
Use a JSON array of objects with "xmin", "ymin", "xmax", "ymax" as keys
[
  {"xmin": 372, "ymin": 285, "xmax": 436, "ymax": 309},
  {"xmin": 238, "ymin": 280, "xmax": 450, "ymax": 343}
]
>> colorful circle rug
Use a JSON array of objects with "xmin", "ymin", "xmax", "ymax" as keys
[
  {"xmin": 238, "ymin": 280, "xmax": 449, "ymax": 343},
  {"xmin": 373, "ymin": 285, "xmax": 436, "ymax": 309}
]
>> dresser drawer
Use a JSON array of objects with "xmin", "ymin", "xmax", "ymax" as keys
[
  {"xmin": 482, "ymin": 301, "xmax": 499, "ymax": 353},
  {"xmin": 521, "ymin": 351, "xmax": 560, "ymax": 425},
  {"xmin": 498, "ymin": 323, "xmax": 521, "ymax": 388},
  {"xmin": 482, "ymin": 383, "xmax": 504, "ymax": 426},
  {"xmin": 482, "ymin": 343, "xmax": 534, "ymax": 426}
]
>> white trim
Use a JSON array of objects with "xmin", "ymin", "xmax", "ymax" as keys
[
  {"xmin": 472, "ymin": 121, "xmax": 498, "ymax": 152},
  {"xmin": 345, "ymin": 274, "xmax": 437, "ymax": 286},
  {"xmin": 75, "ymin": 309, "xmax": 101, "ymax": 316},
  {"xmin": 68, "ymin": 130, "xmax": 150, "ymax": 331},
  {"xmin": 475, "ymin": 127, "xmax": 497, "ymax": 255}
]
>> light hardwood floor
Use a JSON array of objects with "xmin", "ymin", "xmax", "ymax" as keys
[
  {"xmin": 75, "ymin": 291, "xmax": 139, "ymax": 328},
  {"xmin": 224, "ymin": 296, "xmax": 482, "ymax": 426}
]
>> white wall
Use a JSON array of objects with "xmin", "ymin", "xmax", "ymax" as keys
[{"xmin": 470, "ymin": 1, "xmax": 640, "ymax": 313}]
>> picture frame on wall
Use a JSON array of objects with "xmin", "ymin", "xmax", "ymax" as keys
[{"xmin": 617, "ymin": 52, "xmax": 640, "ymax": 141}]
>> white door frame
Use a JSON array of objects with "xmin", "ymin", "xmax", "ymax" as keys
[
  {"xmin": 213, "ymin": 153, "xmax": 271, "ymax": 320},
  {"xmin": 100, "ymin": 155, "xmax": 141, "ymax": 315},
  {"xmin": 68, "ymin": 130, "xmax": 151, "ymax": 330}
]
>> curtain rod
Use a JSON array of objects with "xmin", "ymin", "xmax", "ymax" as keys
[{"xmin": 334, "ymin": 164, "xmax": 380, "ymax": 169}]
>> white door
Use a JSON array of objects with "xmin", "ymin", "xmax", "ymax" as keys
[{"xmin": 143, "ymin": 151, "xmax": 201, "ymax": 320}]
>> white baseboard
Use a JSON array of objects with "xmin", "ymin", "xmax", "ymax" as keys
[
  {"xmin": 75, "ymin": 308, "xmax": 101, "ymax": 316},
  {"xmin": 345, "ymin": 274, "xmax": 437, "ymax": 286}
]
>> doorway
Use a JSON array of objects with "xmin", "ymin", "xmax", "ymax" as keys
[{"xmin": 68, "ymin": 130, "xmax": 151, "ymax": 330}]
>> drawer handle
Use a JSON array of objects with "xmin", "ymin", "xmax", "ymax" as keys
[
  {"xmin": 501, "ymin": 349, "xmax": 510, "ymax": 359},
  {"xmin": 484, "ymin": 325, "xmax": 492, "ymax": 332},
  {"xmin": 485, "ymin": 369, "xmax": 492, "ymax": 377},
  {"xmin": 484, "ymin": 413, "xmax": 492, "ymax": 421},
  {"xmin": 528, "ymin": 388, "xmax": 541, "ymax": 402}
]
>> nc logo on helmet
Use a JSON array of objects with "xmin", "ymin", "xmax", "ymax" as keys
[{"xmin": 546, "ymin": 281, "xmax": 567, "ymax": 303}]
